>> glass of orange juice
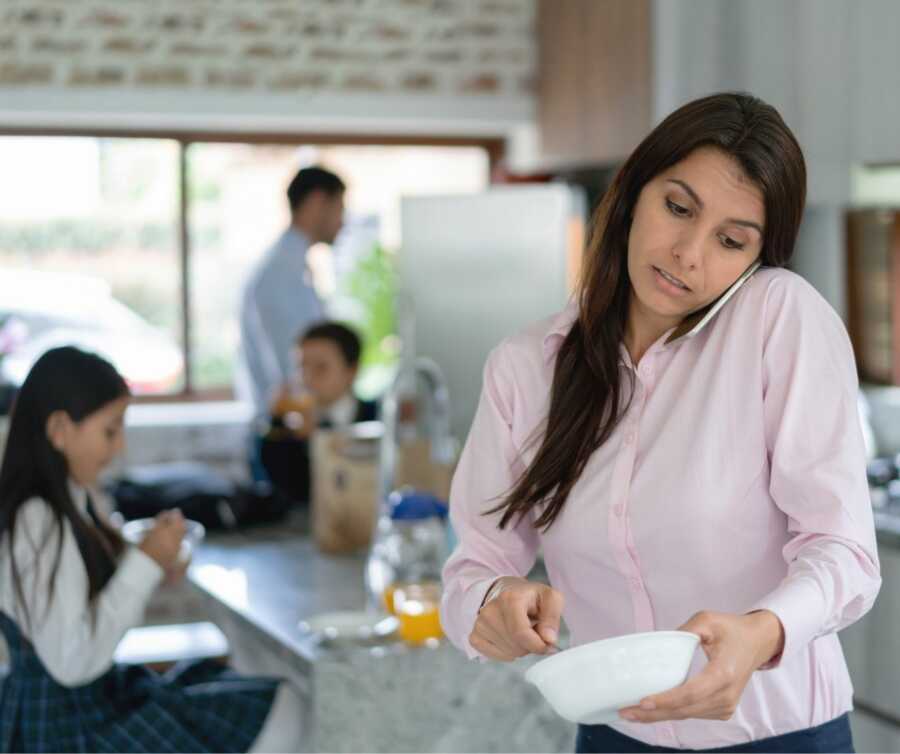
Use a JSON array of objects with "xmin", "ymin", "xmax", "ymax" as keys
[
  {"xmin": 383, "ymin": 582, "xmax": 402, "ymax": 615},
  {"xmin": 394, "ymin": 582, "xmax": 443, "ymax": 645}
]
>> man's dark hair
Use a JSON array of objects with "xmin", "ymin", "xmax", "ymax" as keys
[
  {"xmin": 287, "ymin": 167, "xmax": 345, "ymax": 213},
  {"xmin": 300, "ymin": 321, "xmax": 362, "ymax": 367}
]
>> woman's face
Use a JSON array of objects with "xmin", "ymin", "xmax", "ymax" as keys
[{"xmin": 626, "ymin": 146, "xmax": 765, "ymax": 328}]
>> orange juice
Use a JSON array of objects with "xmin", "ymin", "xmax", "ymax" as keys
[
  {"xmin": 383, "ymin": 583, "xmax": 400, "ymax": 615},
  {"xmin": 394, "ymin": 582, "xmax": 443, "ymax": 645},
  {"xmin": 270, "ymin": 391, "xmax": 316, "ymax": 438}
]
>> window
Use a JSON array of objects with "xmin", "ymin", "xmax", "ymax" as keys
[
  {"xmin": 0, "ymin": 137, "xmax": 183, "ymax": 395},
  {"xmin": 0, "ymin": 134, "xmax": 494, "ymax": 401}
]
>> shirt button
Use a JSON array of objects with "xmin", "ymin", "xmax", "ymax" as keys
[
  {"xmin": 625, "ymin": 431, "xmax": 635, "ymax": 444},
  {"xmin": 614, "ymin": 503, "xmax": 626, "ymax": 516},
  {"xmin": 629, "ymin": 577, "xmax": 642, "ymax": 591}
]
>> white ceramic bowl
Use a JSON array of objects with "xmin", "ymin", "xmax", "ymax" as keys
[
  {"xmin": 121, "ymin": 518, "xmax": 206, "ymax": 563},
  {"xmin": 525, "ymin": 630, "xmax": 699, "ymax": 725}
]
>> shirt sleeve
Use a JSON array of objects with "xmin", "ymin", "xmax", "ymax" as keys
[
  {"xmin": 13, "ymin": 499, "xmax": 164, "ymax": 687},
  {"xmin": 241, "ymin": 245, "xmax": 325, "ymax": 421},
  {"xmin": 751, "ymin": 277, "xmax": 881, "ymax": 665},
  {"xmin": 241, "ymin": 277, "xmax": 285, "ymax": 419},
  {"xmin": 440, "ymin": 344, "xmax": 541, "ymax": 659}
]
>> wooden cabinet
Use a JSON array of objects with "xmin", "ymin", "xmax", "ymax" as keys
[
  {"xmin": 846, "ymin": 209, "xmax": 900, "ymax": 384},
  {"xmin": 537, "ymin": 0, "xmax": 652, "ymax": 167}
]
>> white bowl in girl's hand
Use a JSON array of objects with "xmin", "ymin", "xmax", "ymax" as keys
[
  {"xmin": 525, "ymin": 630, "xmax": 699, "ymax": 725},
  {"xmin": 120, "ymin": 518, "xmax": 206, "ymax": 563}
]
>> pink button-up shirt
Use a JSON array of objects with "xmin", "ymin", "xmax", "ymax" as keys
[{"xmin": 441, "ymin": 267, "xmax": 881, "ymax": 749}]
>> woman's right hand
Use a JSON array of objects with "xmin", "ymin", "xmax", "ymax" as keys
[
  {"xmin": 469, "ymin": 576, "xmax": 564, "ymax": 661},
  {"xmin": 138, "ymin": 510, "xmax": 186, "ymax": 571}
]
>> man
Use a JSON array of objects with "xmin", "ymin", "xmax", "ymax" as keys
[{"xmin": 239, "ymin": 166, "xmax": 345, "ymax": 421}]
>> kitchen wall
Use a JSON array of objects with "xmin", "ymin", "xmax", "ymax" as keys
[
  {"xmin": 0, "ymin": 0, "xmax": 536, "ymax": 142},
  {"xmin": 9, "ymin": 0, "xmax": 897, "ymax": 316},
  {"xmin": 652, "ymin": 0, "xmax": 892, "ymax": 205},
  {"xmin": 4, "ymin": 0, "xmax": 900, "ymax": 313}
]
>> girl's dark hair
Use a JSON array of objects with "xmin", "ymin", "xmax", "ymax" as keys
[
  {"xmin": 0, "ymin": 346, "xmax": 130, "ymax": 624},
  {"xmin": 491, "ymin": 92, "xmax": 807, "ymax": 531}
]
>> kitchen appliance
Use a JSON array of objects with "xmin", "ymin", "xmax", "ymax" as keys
[{"xmin": 400, "ymin": 184, "xmax": 587, "ymax": 440}]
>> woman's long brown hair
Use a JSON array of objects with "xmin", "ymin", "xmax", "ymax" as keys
[{"xmin": 491, "ymin": 92, "xmax": 807, "ymax": 531}]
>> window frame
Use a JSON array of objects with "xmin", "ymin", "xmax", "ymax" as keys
[{"xmin": 0, "ymin": 126, "xmax": 504, "ymax": 402}]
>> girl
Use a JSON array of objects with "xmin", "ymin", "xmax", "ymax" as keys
[
  {"xmin": 441, "ymin": 93, "xmax": 881, "ymax": 753},
  {"xmin": 0, "ymin": 346, "xmax": 303, "ymax": 752}
]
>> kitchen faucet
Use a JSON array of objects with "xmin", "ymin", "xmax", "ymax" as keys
[{"xmin": 378, "ymin": 356, "xmax": 455, "ymax": 505}]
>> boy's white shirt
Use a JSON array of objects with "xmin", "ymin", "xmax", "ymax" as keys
[
  {"xmin": 0, "ymin": 481, "xmax": 163, "ymax": 686},
  {"xmin": 319, "ymin": 394, "xmax": 358, "ymax": 429}
]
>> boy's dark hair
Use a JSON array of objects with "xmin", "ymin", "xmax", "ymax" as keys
[
  {"xmin": 286, "ymin": 167, "xmax": 345, "ymax": 213},
  {"xmin": 300, "ymin": 322, "xmax": 362, "ymax": 367}
]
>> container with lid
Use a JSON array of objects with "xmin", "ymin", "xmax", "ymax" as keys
[{"xmin": 364, "ymin": 489, "xmax": 449, "ymax": 627}]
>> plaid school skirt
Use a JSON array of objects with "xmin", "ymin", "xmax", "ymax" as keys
[{"xmin": 0, "ymin": 612, "xmax": 279, "ymax": 753}]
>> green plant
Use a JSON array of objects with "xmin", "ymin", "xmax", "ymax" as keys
[{"xmin": 339, "ymin": 242, "xmax": 399, "ymax": 399}]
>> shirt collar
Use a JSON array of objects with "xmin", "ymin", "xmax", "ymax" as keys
[
  {"xmin": 541, "ymin": 300, "xmax": 579, "ymax": 366},
  {"xmin": 541, "ymin": 300, "xmax": 685, "ymax": 368},
  {"xmin": 280, "ymin": 227, "xmax": 311, "ymax": 257},
  {"xmin": 321, "ymin": 394, "xmax": 359, "ymax": 428}
]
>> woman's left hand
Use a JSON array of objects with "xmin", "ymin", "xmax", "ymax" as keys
[{"xmin": 619, "ymin": 610, "xmax": 785, "ymax": 723}]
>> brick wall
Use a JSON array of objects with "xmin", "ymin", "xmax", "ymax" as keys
[{"xmin": 0, "ymin": 0, "xmax": 535, "ymax": 103}]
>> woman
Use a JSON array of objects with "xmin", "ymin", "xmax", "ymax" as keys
[{"xmin": 440, "ymin": 92, "xmax": 880, "ymax": 753}]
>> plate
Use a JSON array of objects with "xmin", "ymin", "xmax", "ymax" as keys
[{"xmin": 297, "ymin": 611, "xmax": 399, "ymax": 645}]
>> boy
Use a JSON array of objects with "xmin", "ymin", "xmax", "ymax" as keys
[
  {"xmin": 261, "ymin": 322, "xmax": 376, "ymax": 502},
  {"xmin": 289, "ymin": 322, "xmax": 377, "ymax": 429}
]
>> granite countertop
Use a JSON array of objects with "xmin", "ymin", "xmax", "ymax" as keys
[
  {"xmin": 186, "ymin": 511, "xmax": 574, "ymax": 753},
  {"xmin": 185, "ymin": 501, "xmax": 899, "ymax": 752},
  {"xmin": 188, "ymin": 509, "xmax": 555, "ymax": 667},
  {"xmin": 188, "ymin": 511, "xmax": 373, "ymax": 669}
]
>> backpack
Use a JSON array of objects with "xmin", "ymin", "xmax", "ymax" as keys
[{"xmin": 107, "ymin": 462, "xmax": 291, "ymax": 530}]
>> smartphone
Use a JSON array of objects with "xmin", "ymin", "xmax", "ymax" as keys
[{"xmin": 666, "ymin": 260, "xmax": 762, "ymax": 343}]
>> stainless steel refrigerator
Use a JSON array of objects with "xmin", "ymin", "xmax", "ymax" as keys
[{"xmin": 400, "ymin": 183, "xmax": 587, "ymax": 443}]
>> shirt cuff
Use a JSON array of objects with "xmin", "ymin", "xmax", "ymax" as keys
[
  {"xmin": 460, "ymin": 576, "xmax": 503, "ymax": 661},
  {"xmin": 115, "ymin": 546, "xmax": 165, "ymax": 597},
  {"xmin": 750, "ymin": 577, "xmax": 825, "ymax": 668}
]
